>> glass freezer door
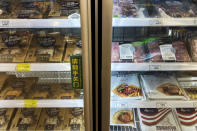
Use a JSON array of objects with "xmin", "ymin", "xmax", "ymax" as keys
[
  {"xmin": 0, "ymin": 0, "xmax": 92, "ymax": 131},
  {"xmin": 102, "ymin": 0, "xmax": 197, "ymax": 131}
]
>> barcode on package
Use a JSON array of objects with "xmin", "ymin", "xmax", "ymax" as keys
[{"xmin": 156, "ymin": 126, "xmax": 176, "ymax": 131}]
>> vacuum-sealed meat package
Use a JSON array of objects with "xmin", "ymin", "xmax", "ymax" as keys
[
  {"xmin": 111, "ymin": 42, "xmax": 120, "ymax": 62},
  {"xmin": 138, "ymin": 108, "xmax": 181, "ymax": 131},
  {"xmin": 111, "ymin": 74, "xmax": 143, "ymax": 100},
  {"xmin": 176, "ymin": 108, "xmax": 197, "ymax": 130},
  {"xmin": 146, "ymin": 38, "xmax": 163, "ymax": 62},
  {"xmin": 132, "ymin": 41, "xmax": 147, "ymax": 63},
  {"xmin": 189, "ymin": 37, "xmax": 197, "ymax": 62},
  {"xmin": 177, "ymin": 75, "xmax": 197, "ymax": 100},
  {"xmin": 158, "ymin": 0, "xmax": 196, "ymax": 18},
  {"xmin": 172, "ymin": 41, "xmax": 191, "ymax": 62},
  {"xmin": 141, "ymin": 74, "xmax": 187, "ymax": 100}
]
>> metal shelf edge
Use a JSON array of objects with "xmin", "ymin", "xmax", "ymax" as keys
[
  {"xmin": 0, "ymin": 63, "xmax": 71, "ymax": 72},
  {"xmin": 0, "ymin": 99, "xmax": 84, "ymax": 108}
]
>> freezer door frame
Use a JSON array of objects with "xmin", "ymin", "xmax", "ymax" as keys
[
  {"xmin": 102, "ymin": 0, "xmax": 113, "ymax": 130},
  {"xmin": 80, "ymin": 0, "xmax": 93, "ymax": 131}
]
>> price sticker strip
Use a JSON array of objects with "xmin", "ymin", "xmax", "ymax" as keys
[
  {"xmin": 24, "ymin": 100, "xmax": 37, "ymax": 108},
  {"xmin": 16, "ymin": 63, "xmax": 31, "ymax": 71}
]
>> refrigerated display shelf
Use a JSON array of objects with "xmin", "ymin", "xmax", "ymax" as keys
[
  {"xmin": 0, "ymin": 63, "xmax": 71, "ymax": 72},
  {"xmin": 0, "ymin": 99, "xmax": 83, "ymax": 108},
  {"xmin": 111, "ymin": 63, "xmax": 197, "ymax": 71},
  {"xmin": 113, "ymin": 18, "xmax": 197, "ymax": 27},
  {"xmin": 111, "ymin": 100, "xmax": 197, "ymax": 108},
  {"xmin": 0, "ymin": 19, "xmax": 80, "ymax": 28}
]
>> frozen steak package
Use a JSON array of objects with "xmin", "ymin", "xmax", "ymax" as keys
[
  {"xmin": 111, "ymin": 74, "xmax": 143, "ymax": 100},
  {"xmin": 138, "ymin": 108, "xmax": 181, "ymax": 131},
  {"xmin": 132, "ymin": 41, "xmax": 146, "ymax": 63},
  {"xmin": 118, "ymin": 0, "xmax": 138, "ymax": 18},
  {"xmin": 172, "ymin": 41, "xmax": 191, "ymax": 62},
  {"xmin": 176, "ymin": 108, "xmax": 197, "ymax": 130},
  {"xmin": 177, "ymin": 75, "xmax": 197, "ymax": 100},
  {"xmin": 110, "ymin": 108, "xmax": 136, "ymax": 127},
  {"xmin": 158, "ymin": 0, "xmax": 196, "ymax": 18},
  {"xmin": 111, "ymin": 42, "xmax": 120, "ymax": 62},
  {"xmin": 189, "ymin": 37, "xmax": 197, "ymax": 62},
  {"xmin": 146, "ymin": 38, "xmax": 162, "ymax": 62},
  {"xmin": 141, "ymin": 74, "xmax": 186, "ymax": 100}
]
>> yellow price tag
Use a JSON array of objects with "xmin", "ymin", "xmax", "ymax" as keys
[
  {"xmin": 16, "ymin": 63, "xmax": 31, "ymax": 71},
  {"xmin": 24, "ymin": 100, "xmax": 37, "ymax": 108}
]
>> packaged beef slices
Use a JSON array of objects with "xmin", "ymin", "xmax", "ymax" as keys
[
  {"xmin": 111, "ymin": 42, "xmax": 120, "ymax": 62},
  {"xmin": 111, "ymin": 74, "xmax": 143, "ymax": 100},
  {"xmin": 140, "ymin": 73, "xmax": 187, "ymax": 100},
  {"xmin": 175, "ymin": 108, "xmax": 197, "ymax": 130},
  {"xmin": 132, "ymin": 41, "xmax": 147, "ymax": 63},
  {"xmin": 146, "ymin": 38, "xmax": 163, "ymax": 62},
  {"xmin": 172, "ymin": 41, "xmax": 191, "ymax": 62},
  {"xmin": 189, "ymin": 37, "xmax": 197, "ymax": 62},
  {"xmin": 138, "ymin": 108, "xmax": 181, "ymax": 131}
]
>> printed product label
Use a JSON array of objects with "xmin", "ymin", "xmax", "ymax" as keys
[
  {"xmin": 119, "ymin": 44, "xmax": 134, "ymax": 60},
  {"xmin": 160, "ymin": 44, "xmax": 176, "ymax": 61}
]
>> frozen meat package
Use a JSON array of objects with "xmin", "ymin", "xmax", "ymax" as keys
[
  {"xmin": 138, "ymin": 108, "xmax": 181, "ymax": 131},
  {"xmin": 111, "ymin": 74, "xmax": 143, "ymax": 100},
  {"xmin": 189, "ymin": 37, "xmax": 197, "ymax": 62},
  {"xmin": 140, "ymin": 74, "xmax": 187, "ymax": 100},
  {"xmin": 175, "ymin": 108, "xmax": 197, "ymax": 130},
  {"xmin": 110, "ymin": 108, "xmax": 137, "ymax": 127},
  {"xmin": 177, "ymin": 74, "xmax": 197, "ymax": 100}
]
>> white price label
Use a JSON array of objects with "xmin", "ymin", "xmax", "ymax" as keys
[
  {"xmin": 149, "ymin": 65, "xmax": 161, "ymax": 70},
  {"xmin": 1, "ymin": 20, "xmax": 9, "ymax": 27},
  {"xmin": 156, "ymin": 102, "xmax": 167, "ymax": 108},
  {"xmin": 149, "ymin": 19, "xmax": 162, "ymax": 26},
  {"xmin": 194, "ymin": 19, "xmax": 197, "ymax": 25},
  {"xmin": 193, "ymin": 102, "xmax": 197, "ymax": 107}
]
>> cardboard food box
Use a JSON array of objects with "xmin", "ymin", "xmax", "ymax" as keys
[
  {"xmin": 28, "ymin": 84, "xmax": 52, "ymax": 99},
  {"xmin": 0, "ymin": 76, "xmax": 37, "ymax": 100},
  {"xmin": 48, "ymin": 0, "xmax": 80, "ymax": 18},
  {"xmin": 25, "ymin": 32, "xmax": 66, "ymax": 63},
  {"xmin": 0, "ymin": 108, "xmax": 15, "ymax": 130},
  {"xmin": 0, "ymin": 73, "xmax": 9, "ymax": 92},
  {"xmin": 50, "ymin": 84, "xmax": 81, "ymax": 99},
  {"xmin": 63, "ymin": 36, "xmax": 81, "ymax": 62},
  {"xmin": 0, "ymin": 31, "xmax": 32, "ymax": 63},
  {"xmin": 36, "ymin": 108, "xmax": 65, "ymax": 131},
  {"xmin": 63, "ymin": 108, "xmax": 84, "ymax": 131},
  {"xmin": 10, "ymin": 108, "xmax": 41, "ymax": 131},
  {"xmin": 0, "ymin": 1, "xmax": 14, "ymax": 19},
  {"xmin": 12, "ymin": 2, "xmax": 50, "ymax": 19}
]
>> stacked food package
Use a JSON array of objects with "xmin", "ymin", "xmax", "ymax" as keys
[
  {"xmin": 141, "ymin": 73, "xmax": 187, "ymax": 100},
  {"xmin": 0, "ymin": 31, "xmax": 32, "ymax": 63},
  {"xmin": 110, "ymin": 72, "xmax": 197, "ymax": 100},
  {"xmin": 113, "ymin": 0, "xmax": 197, "ymax": 18},
  {"xmin": 48, "ymin": 0, "xmax": 80, "ymax": 18},
  {"xmin": 0, "ymin": 1, "xmax": 80, "ymax": 19},
  {"xmin": 111, "ymin": 74, "xmax": 143, "ymax": 100},
  {"xmin": 0, "ymin": 108, "xmax": 84, "ymax": 131},
  {"xmin": 112, "ymin": 37, "xmax": 191, "ymax": 63},
  {"xmin": 111, "ymin": 108, "xmax": 197, "ymax": 130},
  {"xmin": 0, "ymin": 73, "xmax": 81, "ymax": 100}
]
